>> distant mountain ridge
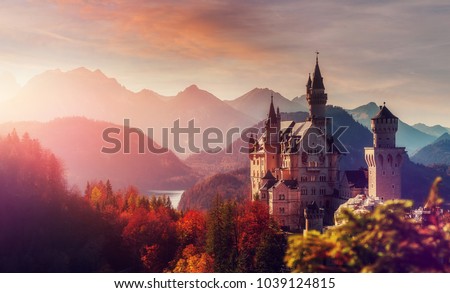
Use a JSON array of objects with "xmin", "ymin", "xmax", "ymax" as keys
[
  {"xmin": 0, "ymin": 68, "xmax": 256, "ymax": 157},
  {"xmin": 411, "ymin": 133, "xmax": 450, "ymax": 166},
  {"xmin": 412, "ymin": 123, "xmax": 450, "ymax": 137},
  {"xmin": 225, "ymin": 88, "xmax": 308, "ymax": 121}
]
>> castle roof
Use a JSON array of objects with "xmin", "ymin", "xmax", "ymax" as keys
[
  {"xmin": 261, "ymin": 170, "xmax": 276, "ymax": 180},
  {"xmin": 260, "ymin": 180, "xmax": 277, "ymax": 191},
  {"xmin": 273, "ymin": 179, "xmax": 298, "ymax": 190},
  {"xmin": 372, "ymin": 104, "xmax": 398, "ymax": 120},
  {"xmin": 312, "ymin": 56, "xmax": 325, "ymax": 90},
  {"xmin": 306, "ymin": 73, "xmax": 312, "ymax": 88},
  {"xmin": 268, "ymin": 94, "xmax": 277, "ymax": 121},
  {"xmin": 344, "ymin": 169, "xmax": 368, "ymax": 189}
]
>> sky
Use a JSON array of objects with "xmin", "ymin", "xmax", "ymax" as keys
[{"xmin": 1, "ymin": 0, "xmax": 450, "ymax": 126}]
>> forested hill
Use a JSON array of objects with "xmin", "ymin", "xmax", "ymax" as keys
[{"xmin": 178, "ymin": 168, "xmax": 250, "ymax": 211}]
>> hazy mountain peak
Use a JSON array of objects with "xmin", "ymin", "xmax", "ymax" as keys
[
  {"xmin": 436, "ymin": 132, "xmax": 450, "ymax": 143},
  {"xmin": 249, "ymin": 87, "xmax": 276, "ymax": 96},
  {"xmin": 350, "ymin": 101, "xmax": 379, "ymax": 112},
  {"xmin": 69, "ymin": 66, "xmax": 93, "ymax": 74},
  {"xmin": 225, "ymin": 87, "xmax": 307, "ymax": 121},
  {"xmin": 67, "ymin": 67, "xmax": 116, "ymax": 83},
  {"xmin": 412, "ymin": 122, "xmax": 449, "ymax": 138},
  {"xmin": 183, "ymin": 84, "xmax": 200, "ymax": 92},
  {"xmin": 176, "ymin": 84, "xmax": 221, "ymax": 103}
]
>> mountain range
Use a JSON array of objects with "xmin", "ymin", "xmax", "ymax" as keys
[
  {"xmin": 225, "ymin": 88, "xmax": 308, "ymax": 121},
  {"xmin": 1, "ymin": 67, "xmax": 449, "ymax": 200},
  {"xmin": 0, "ymin": 68, "xmax": 255, "ymax": 157},
  {"xmin": 1, "ymin": 68, "xmax": 445, "ymax": 156},
  {"xmin": 412, "ymin": 123, "xmax": 450, "ymax": 137},
  {"xmin": 411, "ymin": 133, "xmax": 450, "ymax": 167}
]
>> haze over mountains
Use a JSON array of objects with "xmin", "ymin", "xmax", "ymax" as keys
[
  {"xmin": 0, "ymin": 117, "xmax": 198, "ymax": 191},
  {"xmin": 412, "ymin": 123, "xmax": 450, "ymax": 137},
  {"xmin": 0, "ymin": 72, "xmax": 21, "ymax": 102},
  {"xmin": 1, "ymin": 68, "xmax": 445, "ymax": 155},
  {"xmin": 0, "ymin": 68, "xmax": 254, "ymax": 152},
  {"xmin": 225, "ymin": 88, "xmax": 308, "ymax": 121},
  {"xmin": 1, "ymin": 67, "xmax": 448, "ymax": 197},
  {"xmin": 411, "ymin": 133, "xmax": 450, "ymax": 167}
]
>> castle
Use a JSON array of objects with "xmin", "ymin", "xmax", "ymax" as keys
[{"xmin": 249, "ymin": 55, "xmax": 405, "ymax": 232}]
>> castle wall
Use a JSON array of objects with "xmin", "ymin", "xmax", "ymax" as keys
[{"xmin": 365, "ymin": 147, "xmax": 404, "ymax": 200}]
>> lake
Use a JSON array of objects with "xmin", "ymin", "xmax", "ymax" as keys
[{"xmin": 146, "ymin": 190, "xmax": 184, "ymax": 209}]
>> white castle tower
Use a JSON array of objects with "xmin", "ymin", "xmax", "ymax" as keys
[{"xmin": 364, "ymin": 103, "xmax": 405, "ymax": 200}]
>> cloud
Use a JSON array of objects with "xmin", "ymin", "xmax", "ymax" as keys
[{"xmin": 1, "ymin": 0, "xmax": 450, "ymax": 125}]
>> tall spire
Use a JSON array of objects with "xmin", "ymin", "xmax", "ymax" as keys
[
  {"xmin": 312, "ymin": 52, "xmax": 325, "ymax": 90},
  {"xmin": 268, "ymin": 92, "xmax": 277, "ymax": 120},
  {"xmin": 307, "ymin": 73, "xmax": 312, "ymax": 88}
]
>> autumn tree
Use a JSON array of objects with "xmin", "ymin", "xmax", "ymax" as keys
[
  {"xmin": 172, "ymin": 244, "xmax": 214, "ymax": 273},
  {"xmin": 122, "ymin": 205, "xmax": 178, "ymax": 272},
  {"xmin": 236, "ymin": 201, "xmax": 285, "ymax": 272}
]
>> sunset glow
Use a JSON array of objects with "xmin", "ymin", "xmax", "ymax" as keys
[{"xmin": 1, "ymin": 0, "xmax": 449, "ymax": 125}]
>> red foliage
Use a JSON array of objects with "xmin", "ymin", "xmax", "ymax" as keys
[
  {"xmin": 236, "ymin": 201, "xmax": 271, "ymax": 252},
  {"xmin": 177, "ymin": 210, "xmax": 207, "ymax": 247}
]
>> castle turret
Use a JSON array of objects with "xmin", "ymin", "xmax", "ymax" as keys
[
  {"xmin": 365, "ymin": 103, "xmax": 405, "ymax": 200},
  {"xmin": 371, "ymin": 103, "xmax": 398, "ymax": 148},
  {"xmin": 263, "ymin": 93, "xmax": 280, "ymax": 172},
  {"xmin": 306, "ymin": 53, "xmax": 328, "ymax": 122}
]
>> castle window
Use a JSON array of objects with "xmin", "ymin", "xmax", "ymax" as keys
[
  {"xmin": 392, "ymin": 171, "xmax": 395, "ymax": 175},
  {"xmin": 301, "ymin": 187, "xmax": 307, "ymax": 195},
  {"xmin": 279, "ymin": 207, "xmax": 285, "ymax": 214},
  {"xmin": 300, "ymin": 176, "xmax": 307, "ymax": 182},
  {"xmin": 261, "ymin": 193, "xmax": 266, "ymax": 199},
  {"xmin": 382, "ymin": 171, "xmax": 385, "ymax": 176},
  {"xmin": 310, "ymin": 176, "xmax": 316, "ymax": 182},
  {"xmin": 279, "ymin": 194, "xmax": 285, "ymax": 200},
  {"xmin": 320, "ymin": 188, "xmax": 326, "ymax": 195},
  {"xmin": 319, "ymin": 175, "xmax": 326, "ymax": 182},
  {"xmin": 311, "ymin": 188, "xmax": 316, "ymax": 195}
]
